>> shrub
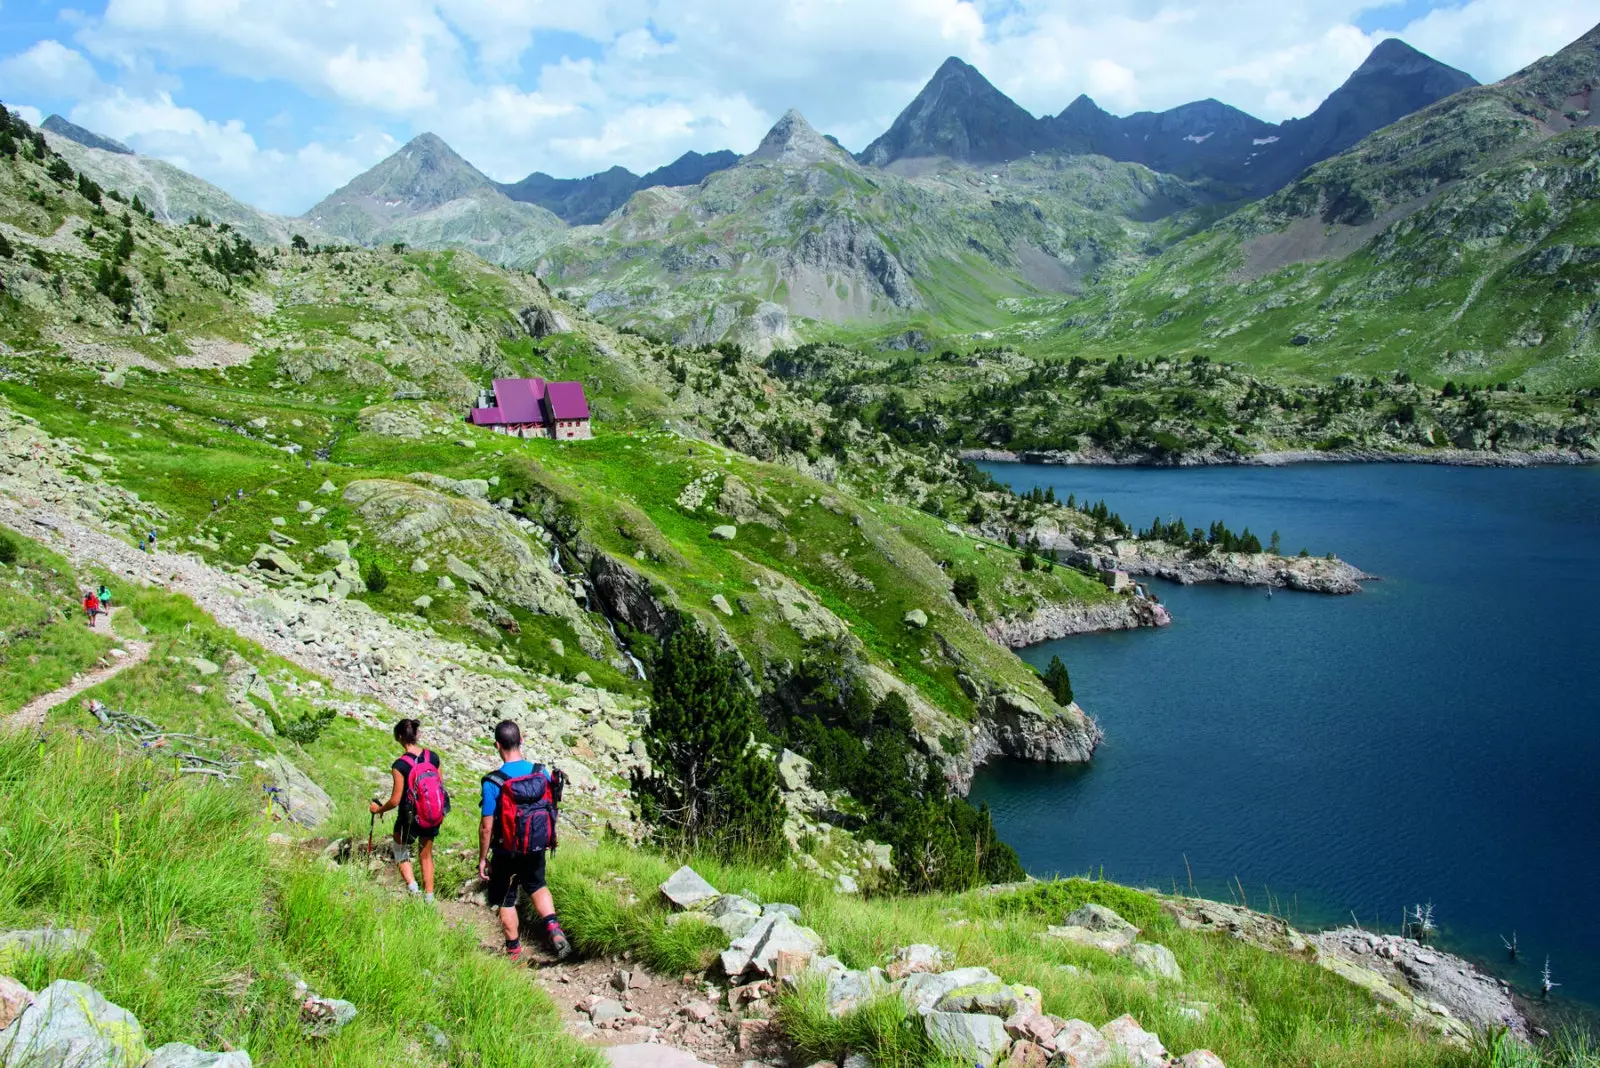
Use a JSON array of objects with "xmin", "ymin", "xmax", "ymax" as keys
[
  {"xmin": 0, "ymin": 531, "xmax": 17, "ymax": 566},
  {"xmin": 951, "ymin": 572, "xmax": 979, "ymax": 606},
  {"xmin": 362, "ymin": 562, "xmax": 388, "ymax": 593},
  {"xmin": 278, "ymin": 706, "xmax": 336, "ymax": 746}
]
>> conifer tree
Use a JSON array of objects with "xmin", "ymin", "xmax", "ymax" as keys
[
  {"xmin": 632, "ymin": 620, "xmax": 783, "ymax": 857},
  {"xmin": 1041, "ymin": 655, "xmax": 1073, "ymax": 705}
]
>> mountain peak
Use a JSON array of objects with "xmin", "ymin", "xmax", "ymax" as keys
[
  {"xmin": 41, "ymin": 115, "xmax": 133, "ymax": 155},
  {"xmin": 1352, "ymin": 38, "xmax": 1473, "ymax": 82},
  {"xmin": 748, "ymin": 109, "xmax": 852, "ymax": 166},
  {"xmin": 859, "ymin": 57, "xmax": 1048, "ymax": 166}
]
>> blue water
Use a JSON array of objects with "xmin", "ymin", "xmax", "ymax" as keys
[{"xmin": 971, "ymin": 462, "xmax": 1600, "ymax": 1009}]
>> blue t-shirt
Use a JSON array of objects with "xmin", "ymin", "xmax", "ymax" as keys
[{"xmin": 480, "ymin": 759, "xmax": 535, "ymax": 817}]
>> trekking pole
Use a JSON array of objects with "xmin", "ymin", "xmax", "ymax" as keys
[{"xmin": 366, "ymin": 807, "xmax": 376, "ymax": 857}]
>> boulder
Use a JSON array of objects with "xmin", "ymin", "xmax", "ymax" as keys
[
  {"xmin": 315, "ymin": 540, "xmax": 351, "ymax": 561},
  {"xmin": 317, "ymin": 480, "xmax": 337, "ymax": 495},
  {"xmin": 923, "ymin": 1010, "xmax": 1011, "ymax": 1063},
  {"xmin": 895, "ymin": 966, "xmax": 1003, "ymax": 1015},
  {"xmin": 256, "ymin": 754, "xmax": 334, "ymax": 828},
  {"xmin": 711, "ymin": 593, "xmax": 734, "ymax": 617},
  {"xmin": 1046, "ymin": 903, "xmax": 1139, "ymax": 953},
  {"xmin": 722, "ymin": 915, "xmax": 823, "ymax": 980},
  {"xmin": 1052, "ymin": 1019, "xmax": 1112, "ymax": 1067},
  {"xmin": 776, "ymin": 750, "xmax": 813, "ymax": 792},
  {"xmin": 659, "ymin": 866, "xmax": 719, "ymax": 910},
  {"xmin": 147, "ymin": 1043, "xmax": 254, "ymax": 1067},
  {"xmin": 761, "ymin": 904, "xmax": 802, "ymax": 921},
  {"xmin": 934, "ymin": 979, "xmax": 1019, "ymax": 1017},
  {"xmin": 300, "ymin": 996, "xmax": 357, "ymax": 1037},
  {"xmin": 590, "ymin": 723, "xmax": 627, "ymax": 753},
  {"xmin": 0, "ymin": 978, "xmax": 30, "ymax": 1031},
  {"xmin": 824, "ymin": 968, "xmax": 890, "ymax": 1016},
  {"xmin": 903, "ymin": 608, "xmax": 928, "ymax": 629},
  {"xmin": 0, "ymin": 980, "xmax": 147, "ymax": 1066},
  {"xmin": 709, "ymin": 525, "xmax": 737, "ymax": 541},
  {"xmin": 251, "ymin": 547, "xmax": 302, "ymax": 576},
  {"xmin": 0, "ymin": 929, "xmax": 89, "ymax": 971},
  {"xmin": 1002, "ymin": 1040, "xmax": 1050, "ymax": 1068},
  {"xmin": 1100, "ymin": 1014, "xmax": 1166, "ymax": 1068},
  {"xmin": 1176, "ymin": 1053, "xmax": 1227, "ymax": 1068},
  {"xmin": 188, "ymin": 657, "xmax": 220, "ymax": 676},
  {"xmin": 1123, "ymin": 941, "xmax": 1183, "ymax": 983},
  {"xmin": 589, "ymin": 998, "xmax": 627, "ymax": 1024},
  {"xmin": 708, "ymin": 896, "xmax": 763, "ymax": 940},
  {"xmin": 887, "ymin": 943, "xmax": 951, "ymax": 979},
  {"xmin": 1003, "ymin": 1010, "xmax": 1058, "ymax": 1046}
]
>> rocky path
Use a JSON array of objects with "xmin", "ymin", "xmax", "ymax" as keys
[{"xmin": 7, "ymin": 607, "xmax": 151, "ymax": 730}]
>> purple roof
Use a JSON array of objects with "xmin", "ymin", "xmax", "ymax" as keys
[
  {"xmin": 493, "ymin": 377, "xmax": 547, "ymax": 423},
  {"xmin": 545, "ymin": 381, "xmax": 590, "ymax": 421},
  {"xmin": 468, "ymin": 407, "xmax": 503, "ymax": 425}
]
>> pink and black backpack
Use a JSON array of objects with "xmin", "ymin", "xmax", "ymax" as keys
[{"xmin": 399, "ymin": 750, "xmax": 450, "ymax": 831}]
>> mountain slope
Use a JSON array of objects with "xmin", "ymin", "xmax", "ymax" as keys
[
  {"xmin": 303, "ymin": 132, "xmax": 565, "ymax": 262},
  {"xmin": 501, "ymin": 150, "xmax": 739, "ymax": 225},
  {"xmin": 977, "ymin": 21, "xmax": 1600, "ymax": 391},
  {"xmin": 860, "ymin": 56, "xmax": 1055, "ymax": 166},
  {"xmin": 866, "ymin": 43, "xmax": 1476, "ymax": 196},
  {"xmin": 541, "ymin": 111, "xmax": 1208, "ymax": 347},
  {"xmin": 42, "ymin": 114, "xmax": 133, "ymax": 155},
  {"xmin": 41, "ymin": 129, "xmax": 315, "ymax": 246}
]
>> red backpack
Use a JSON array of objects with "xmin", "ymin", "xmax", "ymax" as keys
[
  {"xmin": 485, "ymin": 765, "xmax": 565, "ymax": 855},
  {"xmin": 399, "ymin": 750, "xmax": 450, "ymax": 831}
]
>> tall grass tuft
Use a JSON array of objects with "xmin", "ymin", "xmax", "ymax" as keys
[{"xmin": 0, "ymin": 730, "xmax": 598, "ymax": 1067}]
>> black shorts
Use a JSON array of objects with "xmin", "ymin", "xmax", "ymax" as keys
[
  {"xmin": 395, "ymin": 810, "xmax": 439, "ymax": 845},
  {"xmin": 486, "ymin": 850, "xmax": 547, "ymax": 909}
]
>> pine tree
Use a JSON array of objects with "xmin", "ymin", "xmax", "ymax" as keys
[
  {"xmin": 1041, "ymin": 655, "xmax": 1073, "ymax": 705},
  {"xmin": 632, "ymin": 621, "xmax": 783, "ymax": 857}
]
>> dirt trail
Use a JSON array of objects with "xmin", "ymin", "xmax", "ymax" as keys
[
  {"xmin": 355, "ymin": 855, "xmax": 774, "ymax": 1068},
  {"xmin": 8, "ymin": 607, "xmax": 152, "ymax": 730}
]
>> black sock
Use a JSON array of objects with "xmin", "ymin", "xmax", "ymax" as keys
[
  {"xmin": 504, "ymin": 937, "xmax": 520, "ymax": 950},
  {"xmin": 540, "ymin": 913, "xmax": 561, "ymax": 930}
]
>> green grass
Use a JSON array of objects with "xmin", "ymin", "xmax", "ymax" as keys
[
  {"xmin": 544, "ymin": 839, "xmax": 1482, "ymax": 1068},
  {"xmin": 0, "ymin": 535, "xmax": 115, "ymax": 712},
  {"xmin": 0, "ymin": 729, "xmax": 598, "ymax": 1067}
]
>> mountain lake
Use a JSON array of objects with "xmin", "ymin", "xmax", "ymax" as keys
[{"xmin": 972, "ymin": 460, "xmax": 1600, "ymax": 1013}]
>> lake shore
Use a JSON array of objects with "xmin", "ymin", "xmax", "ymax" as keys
[
  {"xmin": 986, "ymin": 596, "xmax": 1171, "ymax": 648},
  {"xmin": 962, "ymin": 445, "xmax": 1599, "ymax": 468}
]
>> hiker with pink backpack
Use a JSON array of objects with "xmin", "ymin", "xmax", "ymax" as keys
[{"xmin": 370, "ymin": 718, "xmax": 450, "ymax": 903}]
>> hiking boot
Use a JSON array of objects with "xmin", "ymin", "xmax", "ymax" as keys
[
  {"xmin": 504, "ymin": 940, "xmax": 524, "ymax": 963},
  {"xmin": 547, "ymin": 923, "xmax": 573, "ymax": 961}
]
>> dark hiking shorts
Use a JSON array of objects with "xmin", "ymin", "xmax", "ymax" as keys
[{"xmin": 486, "ymin": 850, "xmax": 547, "ymax": 909}]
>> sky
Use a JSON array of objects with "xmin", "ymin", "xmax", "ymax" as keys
[{"xmin": 0, "ymin": 0, "xmax": 1593, "ymax": 216}]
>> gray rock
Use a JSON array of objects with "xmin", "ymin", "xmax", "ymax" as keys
[
  {"xmin": 0, "ymin": 929, "xmax": 90, "ymax": 971},
  {"xmin": 315, "ymin": 540, "xmax": 351, "ymax": 561},
  {"xmin": 711, "ymin": 593, "xmax": 734, "ymax": 617},
  {"xmin": 589, "ymin": 998, "xmax": 627, "ymax": 1025},
  {"xmin": 299, "ymin": 996, "xmax": 357, "ymax": 1037},
  {"xmin": 251, "ymin": 547, "xmax": 302, "ymax": 576},
  {"xmin": 411, "ymin": 596, "xmax": 433, "ymax": 611},
  {"xmin": 1123, "ymin": 941, "xmax": 1183, "ymax": 983},
  {"xmin": 922, "ymin": 1010, "xmax": 1011, "ymax": 1062},
  {"xmin": 776, "ymin": 750, "xmax": 813, "ymax": 792},
  {"xmin": 934, "ymin": 981, "xmax": 1019, "ymax": 1017},
  {"xmin": 825, "ymin": 968, "xmax": 890, "ymax": 1017},
  {"xmin": 317, "ymin": 480, "xmax": 337, "ymax": 495},
  {"xmin": 708, "ymin": 896, "xmax": 763, "ymax": 940},
  {"xmin": 841, "ymin": 1056, "xmax": 870, "ymax": 1068},
  {"xmin": 436, "ymin": 575, "xmax": 455, "ymax": 591},
  {"xmin": 1063, "ymin": 903, "xmax": 1134, "ymax": 934},
  {"xmin": 709, "ymin": 525, "xmax": 737, "ymax": 541},
  {"xmin": 659, "ymin": 866, "xmax": 720, "ymax": 910},
  {"xmin": 761, "ymin": 904, "xmax": 802, "ymax": 921},
  {"xmin": 187, "ymin": 658, "xmax": 220, "ymax": 676},
  {"xmin": 1046, "ymin": 903, "xmax": 1139, "ymax": 954},
  {"xmin": 903, "ymin": 608, "xmax": 928, "ymax": 629},
  {"xmin": 0, "ymin": 980, "xmax": 147, "ymax": 1067},
  {"xmin": 722, "ymin": 915, "xmax": 823, "ymax": 979},
  {"xmin": 836, "ymin": 874, "xmax": 859, "ymax": 894},
  {"xmin": 147, "ymin": 1043, "xmax": 253, "ymax": 1067},
  {"xmin": 895, "ymin": 966, "xmax": 1003, "ymax": 1015},
  {"xmin": 410, "ymin": 558, "xmax": 429, "ymax": 573},
  {"xmin": 256, "ymin": 754, "xmax": 334, "ymax": 828},
  {"xmin": 888, "ymin": 943, "xmax": 951, "ymax": 978}
]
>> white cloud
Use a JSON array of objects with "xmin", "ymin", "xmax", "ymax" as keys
[
  {"xmin": 70, "ymin": 89, "xmax": 393, "ymax": 214},
  {"xmin": 0, "ymin": 39, "xmax": 101, "ymax": 97},
  {"xmin": 13, "ymin": 105, "xmax": 45, "ymax": 127},
  {"xmin": 0, "ymin": 0, "xmax": 1587, "ymax": 216}
]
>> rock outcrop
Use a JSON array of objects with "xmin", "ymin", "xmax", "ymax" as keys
[{"xmin": 986, "ymin": 597, "xmax": 1170, "ymax": 647}]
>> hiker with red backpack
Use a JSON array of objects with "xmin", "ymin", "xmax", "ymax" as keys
[
  {"xmin": 370, "ymin": 718, "xmax": 450, "ymax": 903},
  {"xmin": 478, "ymin": 719, "xmax": 572, "ymax": 961}
]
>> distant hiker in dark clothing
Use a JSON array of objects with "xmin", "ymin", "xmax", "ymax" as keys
[
  {"xmin": 478, "ymin": 719, "xmax": 571, "ymax": 961},
  {"xmin": 371, "ymin": 718, "xmax": 449, "ymax": 903},
  {"xmin": 147, "ymin": 529, "xmax": 157, "ymax": 548}
]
